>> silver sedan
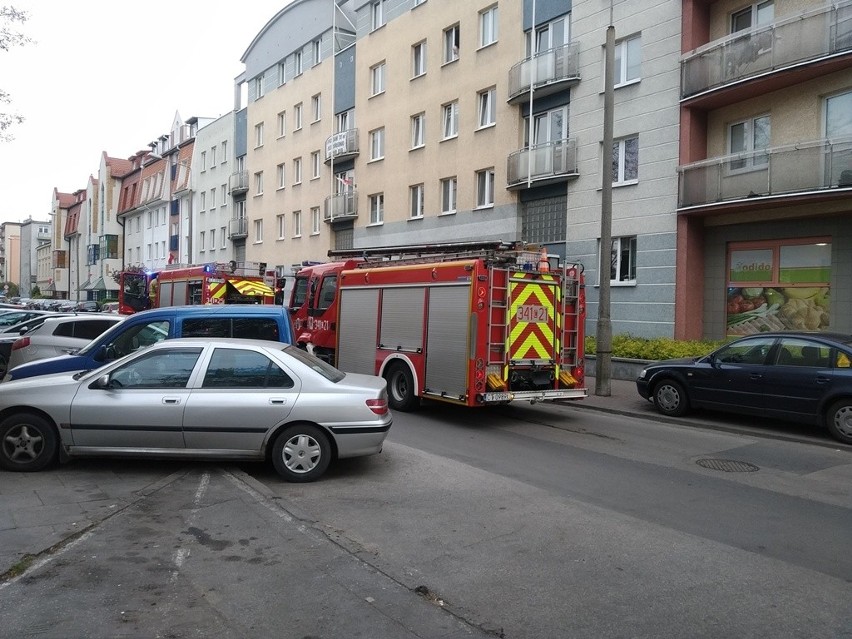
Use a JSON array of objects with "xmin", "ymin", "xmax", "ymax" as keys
[{"xmin": 0, "ymin": 339, "xmax": 392, "ymax": 482}]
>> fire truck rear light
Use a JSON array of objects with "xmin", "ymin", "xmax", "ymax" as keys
[
  {"xmin": 12, "ymin": 337, "xmax": 29, "ymax": 351},
  {"xmin": 366, "ymin": 398, "xmax": 388, "ymax": 415}
]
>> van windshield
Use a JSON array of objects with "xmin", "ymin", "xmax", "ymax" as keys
[{"xmin": 76, "ymin": 318, "xmax": 130, "ymax": 355}]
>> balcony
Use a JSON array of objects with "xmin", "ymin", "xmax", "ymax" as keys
[
  {"xmin": 682, "ymin": 3, "xmax": 852, "ymax": 103},
  {"xmin": 229, "ymin": 217, "xmax": 248, "ymax": 239},
  {"xmin": 52, "ymin": 250, "xmax": 67, "ymax": 269},
  {"xmin": 228, "ymin": 171, "xmax": 249, "ymax": 195},
  {"xmin": 324, "ymin": 191, "xmax": 358, "ymax": 222},
  {"xmin": 325, "ymin": 129, "xmax": 359, "ymax": 164},
  {"xmin": 678, "ymin": 136, "xmax": 852, "ymax": 210},
  {"xmin": 507, "ymin": 138, "xmax": 578, "ymax": 190},
  {"xmin": 508, "ymin": 43, "xmax": 580, "ymax": 104}
]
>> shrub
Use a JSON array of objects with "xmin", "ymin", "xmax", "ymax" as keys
[{"xmin": 585, "ymin": 334, "xmax": 728, "ymax": 361}]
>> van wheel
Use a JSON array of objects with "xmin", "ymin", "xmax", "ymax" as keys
[
  {"xmin": 271, "ymin": 423, "xmax": 331, "ymax": 482},
  {"xmin": 0, "ymin": 412, "xmax": 59, "ymax": 472},
  {"xmin": 386, "ymin": 362, "xmax": 419, "ymax": 412}
]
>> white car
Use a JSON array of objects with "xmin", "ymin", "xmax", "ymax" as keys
[{"xmin": 7, "ymin": 315, "xmax": 124, "ymax": 372}]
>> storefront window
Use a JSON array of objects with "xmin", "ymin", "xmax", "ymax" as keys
[{"xmin": 726, "ymin": 239, "xmax": 830, "ymax": 335}]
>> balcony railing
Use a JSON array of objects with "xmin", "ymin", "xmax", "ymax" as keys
[
  {"xmin": 228, "ymin": 170, "xmax": 249, "ymax": 195},
  {"xmin": 507, "ymin": 138, "xmax": 578, "ymax": 189},
  {"xmin": 52, "ymin": 250, "xmax": 67, "ymax": 269},
  {"xmin": 682, "ymin": 3, "xmax": 852, "ymax": 98},
  {"xmin": 678, "ymin": 136, "xmax": 852, "ymax": 209},
  {"xmin": 508, "ymin": 42, "xmax": 580, "ymax": 104},
  {"xmin": 324, "ymin": 191, "xmax": 358, "ymax": 222},
  {"xmin": 325, "ymin": 129, "xmax": 359, "ymax": 163},
  {"xmin": 229, "ymin": 217, "xmax": 248, "ymax": 239}
]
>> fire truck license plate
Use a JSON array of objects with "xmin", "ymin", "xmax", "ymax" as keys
[
  {"xmin": 516, "ymin": 305, "xmax": 548, "ymax": 323},
  {"xmin": 485, "ymin": 392, "xmax": 512, "ymax": 402}
]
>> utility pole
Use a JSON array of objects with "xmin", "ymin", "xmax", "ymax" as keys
[{"xmin": 595, "ymin": 18, "xmax": 615, "ymax": 397}]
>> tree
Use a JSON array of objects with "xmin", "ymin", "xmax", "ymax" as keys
[
  {"xmin": 0, "ymin": 281, "xmax": 20, "ymax": 297},
  {"xmin": 1, "ymin": 6, "xmax": 32, "ymax": 142}
]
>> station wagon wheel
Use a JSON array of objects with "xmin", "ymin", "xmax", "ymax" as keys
[
  {"xmin": 652, "ymin": 379, "xmax": 689, "ymax": 417},
  {"xmin": 272, "ymin": 423, "xmax": 331, "ymax": 482},
  {"xmin": 385, "ymin": 362, "xmax": 419, "ymax": 412},
  {"xmin": 826, "ymin": 400, "xmax": 852, "ymax": 445},
  {"xmin": 0, "ymin": 412, "xmax": 59, "ymax": 472}
]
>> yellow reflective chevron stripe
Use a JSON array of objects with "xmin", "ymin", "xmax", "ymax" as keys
[{"xmin": 506, "ymin": 273, "xmax": 558, "ymax": 364}]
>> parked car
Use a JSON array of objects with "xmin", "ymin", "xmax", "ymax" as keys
[
  {"xmin": 0, "ymin": 309, "xmax": 61, "ymax": 328},
  {"xmin": 0, "ymin": 338, "xmax": 391, "ymax": 481},
  {"xmin": 74, "ymin": 300, "xmax": 101, "ymax": 313},
  {"xmin": 636, "ymin": 331, "xmax": 852, "ymax": 445},
  {"xmin": 3, "ymin": 304, "xmax": 296, "ymax": 382},
  {"xmin": 0, "ymin": 313, "xmax": 73, "ymax": 377},
  {"xmin": 101, "ymin": 302, "xmax": 120, "ymax": 314},
  {"xmin": 7, "ymin": 315, "xmax": 125, "ymax": 372}
]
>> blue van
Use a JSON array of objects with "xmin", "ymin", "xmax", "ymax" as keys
[{"xmin": 3, "ymin": 305, "xmax": 294, "ymax": 382}]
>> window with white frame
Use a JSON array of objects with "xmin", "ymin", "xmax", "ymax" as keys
[
  {"xmin": 311, "ymin": 151, "xmax": 321, "ymax": 179},
  {"xmin": 442, "ymin": 101, "xmax": 459, "ymax": 139},
  {"xmin": 476, "ymin": 168, "xmax": 495, "ymax": 207},
  {"xmin": 605, "ymin": 236, "xmax": 637, "ymax": 283},
  {"xmin": 254, "ymin": 122, "xmax": 264, "ymax": 148},
  {"xmin": 255, "ymin": 74, "xmax": 265, "ymax": 99},
  {"xmin": 277, "ymin": 214, "xmax": 286, "ymax": 239},
  {"xmin": 293, "ymin": 210, "xmax": 302, "ymax": 237},
  {"xmin": 371, "ymin": 62, "xmax": 386, "ymax": 96},
  {"xmin": 337, "ymin": 109, "xmax": 353, "ymax": 133},
  {"xmin": 220, "ymin": 226, "xmax": 226, "ymax": 248},
  {"xmin": 254, "ymin": 219, "xmax": 263, "ymax": 243},
  {"xmin": 441, "ymin": 176, "xmax": 457, "ymax": 213},
  {"xmin": 210, "ymin": 188, "xmax": 216, "ymax": 208},
  {"xmin": 312, "ymin": 39, "xmax": 321, "ymax": 66},
  {"xmin": 294, "ymin": 50, "xmax": 303, "ymax": 76},
  {"xmin": 409, "ymin": 184, "xmax": 424, "ymax": 219},
  {"xmin": 293, "ymin": 157, "xmax": 302, "ymax": 184},
  {"xmin": 479, "ymin": 5, "xmax": 498, "ymax": 47},
  {"xmin": 201, "ymin": 151, "xmax": 207, "ymax": 171},
  {"xmin": 277, "ymin": 111, "xmax": 286, "ymax": 137},
  {"xmin": 294, "ymin": 103, "xmax": 303, "ymax": 130},
  {"xmin": 412, "ymin": 41, "xmax": 427, "ymax": 78},
  {"xmin": 614, "ymin": 34, "xmax": 641, "ymax": 86},
  {"xmin": 200, "ymin": 191, "xmax": 206, "ymax": 211},
  {"xmin": 221, "ymin": 184, "xmax": 227, "ymax": 203},
  {"xmin": 612, "ymin": 135, "xmax": 639, "ymax": 184},
  {"xmin": 826, "ymin": 90, "xmax": 852, "ymax": 185},
  {"xmin": 371, "ymin": 0, "xmax": 385, "ymax": 30},
  {"xmin": 477, "ymin": 87, "xmax": 496, "ymax": 128},
  {"xmin": 311, "ymin": 207, "xmax": 321, "ymax": 234},
  {"xmin": 443, "ymin": 24, "xmax": 460, "ymax": 63},
  {"xmin": 221, "ymin": 140, "xmax": 227, "ymax": 162},
  {"xmin": 731, "ymin": 1, "xmax": 774, "ymax": 33},
  {"xmin": 369, "ymin": 193, "xmax": 384, "ymax": 224},
  {"xmin": 199, "ymin": 231, "xmax": 206, "ymax": 252},
  {"xmin": 278, "ymin": 62, "xmax": 287, "ymax": 86},
  {"xmin": 311, "ymin": 93, "xmax": 321, "ymax": 122},
  {"xmin": 210, "ymin": 228, "xmax": 216, "ymax": 250},
  {"xmin": 277, "ymin": 163, "xmax": 286, "ymax": 189},
  {"xmin": 728, "ymin": 115, "xmax": 770, "ymax": 171},
  {"xmin": 254, "ymin": 171, "xmax": 264, "ymax": 195},
  {"xmin": 370, "ymin": 127, "xmax": 385, "ymax": 160},
  {"xmin": 411, "ymin": 112, "xmax": 425, "ymax": 149},
  {"xmin": 211, "ymin": 145, "xmax": 217, "ymax": 165}
]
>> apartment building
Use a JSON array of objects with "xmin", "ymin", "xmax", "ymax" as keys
[
  {"xmin": 0, "ymin": 222, "xmax": 21, "ymax": 288},
  {"xmin": 18, "ymin": 217, "xmax": 51, "ymax": 298},
  {"xmin": 677, "ymin": 0, "xmax": 852, "ymax": 339},
  {"xmin": 60, "ymin": 188, "xmax": 83, "ymax": 300}
]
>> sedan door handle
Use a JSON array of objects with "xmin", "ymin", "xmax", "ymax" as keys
[
  {"xmin": 816, "ymin": 376, "xmax": 831, "ymax": 385},
  {"xmin": 749, "ymin": 373, "xmax": 763, "ymax": 380},
  {"xmin": 163, "ymin": 397, "xmax": 181, "ymax": 405},
  {"xmin": 269, "ymin": 398, "xmax": 288, "ymax": 405}
]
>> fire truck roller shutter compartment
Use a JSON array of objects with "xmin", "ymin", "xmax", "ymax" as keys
[
  {"xmin": 424, "ymin": 285, "xmax": 471, "ymax": 400},
  {"xmin": 336, "ymin": 288, "xmax": 380, "ymax": 373},
  {"xmin": 379, "ymin": 287, "xmax": 425, "ymax": 353}
]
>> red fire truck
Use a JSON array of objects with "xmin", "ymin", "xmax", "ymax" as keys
[
  {"xmin": 118, "ymin": 263, "xmax": 276, "ymax": 314},
  {"xmin": 296, "ymin": 240, "xmax": 586, "ymax": 411}
]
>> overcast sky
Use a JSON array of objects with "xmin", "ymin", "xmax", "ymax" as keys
[{"xmin": 0, "ymin": 0, "xmax": 289, "ymax": 225}]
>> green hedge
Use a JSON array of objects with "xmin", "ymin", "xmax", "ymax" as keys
[{"xmin": 585, "ymin": 334, "xmax": 728, "ymax": 361}]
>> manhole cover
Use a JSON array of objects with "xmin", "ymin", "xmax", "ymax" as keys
[{"xmin": 696, "ymin": 458, "xmax": 759, "ymax": 473}]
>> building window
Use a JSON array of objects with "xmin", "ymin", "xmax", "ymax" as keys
[
  {"xmin": 254, "ymin": 171, "xmax": 264, "ymax": 195},
  {"xmin": 731, "ymin": 1, "xmax": 774, "ymax": 33},
  {"xmin": 411, "ymin": 112, "xmax": 425, "ymax": 149},
  {"xmin": 612, "ymin": 135, "xmax": 639, "ymax": 184},
  {"xmin": 440, "ymin": 176, "xmax": 457, "ymax": 214},
  {"xmin": 442, "ymin": 101, "xmax": 459, "ymax": 139},
  {"xmin": 254, "ymin": 122, "xmax": 264, "ymax": 148},
  {"xmin": 210, "ymin": 228, "xmax": 216, "ymax": 250},
  {"xmin": 201, "ymin": 151, "xmax": 207, "ymax": 171},
  {"xmin": 293, "ymin": 210, "xmax": 302, "ymax": 237},
  {"xmin": 200, "ymin": 231, "xmax": 206, "ymax": 252},
  {"xmin": 277, "ymin": 214, "xmax": 286, "ymax": 239},
  {"xmin": 608, "ymin": 236, "xmax": 637, "ymax": 283},
  {"xmin": 409, "ymin": 184, "xmax": 424, "ymax": 219},
  {"xmin": 312, "ymin": 39, "xmax": 321, "ymax": 66},
  {"xmin": 443, "ymin": 24, "xmax": 460, "ymax": 63},
  {"xmin": 211, "ymin": 146, "xmax": 217, "ymax": 166},
  {"xmin": 278, "ymin": 62, "xmax": 287, "ymax": 86},
  {"xmin": 412, "ymin": 41, "xmax": 427, "ymax": 78},
  {"xmin": 200, "ymin": 191, "xmax": 206, "ymax": 211},
  {"xmin": 371, "ymin": 0, "xmax": 385, "ymax": 30},
  {"xmin": 369, "ymin": 193, "xmax": 384, "ymax": 224},
  {"xmin": 294, "ymin": 103, "xmax": 303, "ymax": 130},
  {"xmin": 476, "ymin": 168, "xmax": 495, "ymax": 208},
  {"xmin": 254, "ymin": 219, "xmax": 263, "ymax": 243},
  {"xmin": 221, "ymin": 184, "xmax": 227, "ymax": 203},
  {"xmin": 370, "ymin": 127, "xmax": 385, "ymax": 161},
  {"xmin": 294, "ymin": 50, "xmax": 303, "ymax": 76},
  {"xmin": 479, "ymin": 5, "xmax": 498, "ymax": 47},
  {"xmin": 220, "ymin": 226, "xmax": 226, "ymax": 248},
  {"xmin": 826, "ymin": 90, "xmax": 852, "ymax": 185},
  {"xmin": 210, "ymin": 188, "xmax": 216, "ymax": 209},
  {"xmin": 293, "ymin": 158, "xmax": 302, "ymax": 184},
  {"xmin": 311, "ymin": 207, "xmax": 321, "ymax": 234},
  {"xmin": 371, "ymin": 62, "xmax": 386, "ymax": 96},
  {"xmin": 477, "ymin": 87, "xmax": 496, "ymax": 128},
  {"xmin": 255, "ymin": 74, "xmax": 265, "ymax": 99},
  {"xmin": 277, "ymin": 111, "xmax": 286, "ymax": 137},
  {"xmin": 277, "ymin": 163, "xmax": 286, "ymax": 189},
  {"xmin": 311, "ymin": 151, "xmax": 321, "ymax": 179},
  {"xmin": 221, "ymin": 140, "xmax": 227, "ymax": 163},
  {"xmin": 311, "ymin": 93, "xmax": 322, "ymax": 122},
  {"xmin": 728, "ymin": 115, "xmax": 770, "ymax": 171},
  {"xmin": 614, "ymin": 34, "xmax": 641, "ymax": 86}
]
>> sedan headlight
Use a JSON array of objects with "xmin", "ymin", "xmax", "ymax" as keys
[{"xmin": 638, "ymin": 369, "xmax": 647, "ymax": 380}]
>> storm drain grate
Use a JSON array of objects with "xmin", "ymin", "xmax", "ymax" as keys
[{"xmin": 696, "ymin": 458, "xmax": 760, "ymax": 473}]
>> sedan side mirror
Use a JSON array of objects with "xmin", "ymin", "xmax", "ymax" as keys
[{"xmin": 92, "ymin": 374, "xmax": 112, "ymax": 389}]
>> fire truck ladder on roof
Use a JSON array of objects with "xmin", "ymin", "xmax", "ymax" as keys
[{"xmin": 328, "ymin": 240, "xmax": 522, "ymax": 268}]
